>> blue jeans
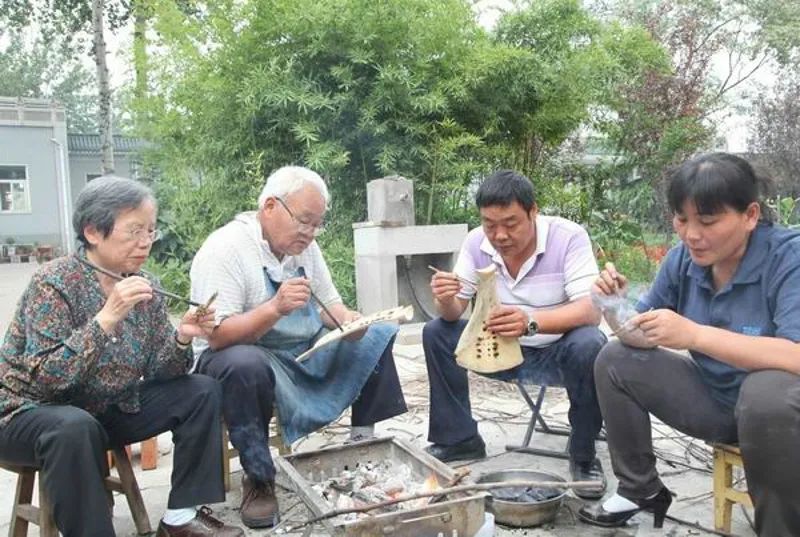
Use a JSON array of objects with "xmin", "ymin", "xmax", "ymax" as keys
[{"xmin": 423, "ymin": 318, "xmax": 606, "ymax": 462}]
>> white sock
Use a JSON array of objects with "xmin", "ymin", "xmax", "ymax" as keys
[
  {"xmin": 601, "ymin": 493, "xmax": 639, "ymax": 513},
  {"xmin": 351, "ymin": 425, "xmax": 375, "ymax": 439},
  {"xmin": 162, "ymin": 507, "xmax": 197, "ymax": 526}
]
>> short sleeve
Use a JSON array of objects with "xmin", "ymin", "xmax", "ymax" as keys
[
  {"xmin": 190, "ymin": 238, "xmax": 247, "ymax": 326},
  {"xmin": 636, "ymin": 245, "xmax": 682, "ymax": 313},
  {"xmin": 769, "ymin": 250, "xmax": 800, "ymax": 342},
  {"xmin": 453, "ymin": 235, "xmax": 480, "ymax": 301},
  {"xmin": 563, "ymin": 228, "xmax": 599, "ymax": 301}
]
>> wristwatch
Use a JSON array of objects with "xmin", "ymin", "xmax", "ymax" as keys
[{"xmin": 525, "ymin": 314, "xmax": 539, "ymax": 337}]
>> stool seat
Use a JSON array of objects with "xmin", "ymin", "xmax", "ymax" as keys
[
  {"xmin": 712, "ymin": 443, "xmax": 753, "ymax": 533},
  {"xmin": 1, "ymin": 446, "xmax": 152, "ymax": 536}
]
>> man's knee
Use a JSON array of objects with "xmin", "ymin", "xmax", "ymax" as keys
[
  {"xmin": 203, "ymin": 345, "xmax": 274, "ymax": 385},
  {"xmin": 422, "ymin": 317, "xmax": 464, "ymax": 355},
  {"xmin": 562, "ymin": 326, "xmax": 606, "ymax": 362},
  {"xmin": 422, "ymin": 317, "xmax": 450, "ymax": 344}
]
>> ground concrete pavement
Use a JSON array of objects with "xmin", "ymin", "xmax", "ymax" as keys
[{"xmin": 0, "ymin": 262, "xmax": 754, "ymax": 536}]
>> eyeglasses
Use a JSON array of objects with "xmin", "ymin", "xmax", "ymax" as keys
[
  {"xmin": 274, "ymin": 197, "xmax": 325, "ymax": 236},
  {"xmin": 118, "ymin": 228, "xmax": 163, "ymax": 244}
]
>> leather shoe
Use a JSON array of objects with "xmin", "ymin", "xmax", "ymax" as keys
[
  {"xmin": 155, "ymin": 506, "xmax": 244, "ymax": 536},
  {"xmin": 241, "ymin": 475, "xmax": 279, "ymax": 528},
  {"xmin": 578, "ymin": 486, "xmax": 673, "ymax": 528},
  {"xmin": 569, "ymin": 458, "xmax": 607, "ymax": 500},
  {"xmin": 424, "ymin": 435, "xmax": 486, "ymax": 463}
]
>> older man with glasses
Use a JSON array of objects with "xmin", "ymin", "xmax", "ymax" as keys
[{"xmin": 189, "ymin": 166, "xmax": 407, "ymax": 529}]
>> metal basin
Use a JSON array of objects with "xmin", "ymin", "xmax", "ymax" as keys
[{"xmin": 476, "ymin": 469, "xmax": 566, "ymax": 527}]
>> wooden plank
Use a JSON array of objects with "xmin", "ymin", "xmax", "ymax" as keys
[
  {"xmin": 140, "ymin": 437, "xmax": 158, "ymax": 470},
  {"xmin": 10, "ymin": 467, "xmax": 35, "ymax": 537}
]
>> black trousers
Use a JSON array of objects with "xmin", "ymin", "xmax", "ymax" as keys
[
  {"xmin": 596, "ymin": 340, "xmax": 800, "ymax": 537},
  {"xmin": 197, "ymin": 341, "xmax": 407, "ymax": 484},
  {"xmin": 424, "ymin": 318, "xmax": 606, "ymax": 463},
  {"xmin": 0, "ymin": 375, "xmax": 224, "ymax": 537}
]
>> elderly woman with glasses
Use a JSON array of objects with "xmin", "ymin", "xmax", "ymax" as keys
[{"xmin": 0, "ymin": 176, "xmax": 243, "ymax": 537}]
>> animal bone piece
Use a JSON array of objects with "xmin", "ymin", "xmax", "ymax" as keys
[{"xmin": 455, "ymin": 265, "xmax": 523, "ymax": 373}]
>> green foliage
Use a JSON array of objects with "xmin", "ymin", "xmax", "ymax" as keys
[
  {"xmin": 766, "ymin": 196, "xmax": 800, "ymax": 228},
  {"xmin": 0, "ymin": 30, "xmax": 96, "ymax": 131},
  {"xmin": 137, "ymin": 0, "xmax": 663, "ymax": 298}
]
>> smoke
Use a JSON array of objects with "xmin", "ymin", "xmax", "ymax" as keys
[{"xmin": 591, "ymin": 284, "xmax": 650, "ymax": 334}]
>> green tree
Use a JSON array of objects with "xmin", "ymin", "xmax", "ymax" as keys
[
  {"xmin": 0, "ymin": 30, "xmax": 97, "ymax": 132},
  {"xmin": 138, "ymin": 0, "xmax": 668, "ymax": 302},
  {"xmin": 750, "ymin": 70, "xmax": 800, "ymax": 198}
]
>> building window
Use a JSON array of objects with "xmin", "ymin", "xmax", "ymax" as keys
[{"xmin": 0, "ymin": 165, "xmax": 31, "ymax": 213}]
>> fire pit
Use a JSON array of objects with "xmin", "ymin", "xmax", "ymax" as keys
[{"xmin": 276, "ymin": 437, "xmax": 486, "ymax": 536}]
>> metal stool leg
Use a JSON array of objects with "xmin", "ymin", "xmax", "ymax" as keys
[{"xmin": 505, "ymin": 382, "xmax": 572, "ymax": 460}]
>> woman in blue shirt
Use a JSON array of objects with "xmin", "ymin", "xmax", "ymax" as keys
[{"xmin": 579, "ymin": 153, "xmax": 800, "ymax": 536}]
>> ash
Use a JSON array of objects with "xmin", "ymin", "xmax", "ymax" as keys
[{"xmin": 311, "ymin": 461, "xmax": 435, "ymax": 519}]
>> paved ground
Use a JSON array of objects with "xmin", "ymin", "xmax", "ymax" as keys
[{"xmin": 0, "ymin": 262, "xmax": 755, "ymax": 536}]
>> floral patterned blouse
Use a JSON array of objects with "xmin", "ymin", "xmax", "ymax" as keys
[{"xmin": 0, "ymin": 254, "xmax": 192, "ymax": 428}]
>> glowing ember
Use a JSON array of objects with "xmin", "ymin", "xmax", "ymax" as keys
[{"xmin": 310, "ymin": 462, "xmax": 445, "ymax": 519}]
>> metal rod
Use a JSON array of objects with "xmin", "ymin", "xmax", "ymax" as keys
[
  {"xmin": 296, "ymin": 267, "xmax": 345, "ymax": 332},
  {"xmin": 309, "ymin": 287, "xmax": 345, "ymax": 332},
  {"xmin": 78, "ymin": 256, "xmax": 204, "ymax": 308}
]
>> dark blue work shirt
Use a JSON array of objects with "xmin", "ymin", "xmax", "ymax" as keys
[{"xmin": 637, "ymin": 222, "xmax": 800, "ymax": 408}]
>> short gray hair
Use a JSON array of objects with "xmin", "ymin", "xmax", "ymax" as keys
[
  {"xmin": 257, "ymin": 166, "xmax": 330, "ymax": 208},
  {"xmin": 73, "ymin": 175, "xmax": 155, "ymax": 247}
]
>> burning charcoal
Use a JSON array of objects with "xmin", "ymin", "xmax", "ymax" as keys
[{"xmin": 492, "ymin": 486, "xmax": 561, "ymax": 503}]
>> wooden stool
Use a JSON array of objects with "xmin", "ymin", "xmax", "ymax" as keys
[
  {"xmin": 712, "ymin": 443, "xmax": 753, "ymax": 533},
  {"xmin": 109, "ymin": 437, "xmax": 159, "ymax": 471},
  {"xmin": 222, "ymin": 416, "xmax": 290, "ymax": 492},
  {"xmin": 1, "ymin": 446, "xmax": 153, "ymax": 536}
]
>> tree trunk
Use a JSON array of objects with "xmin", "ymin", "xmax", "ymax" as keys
[
  {"xmin": 92, "ymin": 0, "xmax": 114, "ymax": 174},
  {"xmin": 133, "ymin": 0, "xmax": 149, "ymax": 100}
]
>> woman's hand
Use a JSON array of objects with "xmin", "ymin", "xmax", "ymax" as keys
[
  {"xmin": 592, "ymin": 262, "xmax": 629, "ymax": 298},
  {"xmin": 177, "ymin": 306, "xmax": 217, "ymax": 343},
  {"xmin": 95, "ymin": 276, "xmax": 153, "ymax": 333},
  {"xmin": 629, "ymin": 309, "xmax": 700, "ymax": 350}
]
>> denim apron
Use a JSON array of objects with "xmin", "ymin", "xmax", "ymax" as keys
[{"xmin": 256, "ymin": 269, "xmax": 398, "ymax": 444}]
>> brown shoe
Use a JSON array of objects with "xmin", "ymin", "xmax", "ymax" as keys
[
  {"xmin": 241, "ymin": 475, "xmax": 280, "ymax": 528},
  {"xmin": 155, "ymin": 506, "xmax": 244, "ymax": 536}
]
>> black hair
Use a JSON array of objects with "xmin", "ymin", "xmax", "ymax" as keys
[
  {"xmin": 667, "ymin": 153, "xmax": 774, "ymax": 220},
  {"xmin": 475, "ymin": 169, "xmax": 536, "ymax": 212},
  {"xmin": 73, "ymin": 175, "xmax": 156, "ymax": 247}
]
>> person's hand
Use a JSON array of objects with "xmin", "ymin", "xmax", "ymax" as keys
[
  {"xmin": 628, "ymin": 309, "xmax": 700, "ymax": 350},
  {"xmin": 430, "ymin": 270, "xmax": 461, "ymax": 302},
  {"xmin": 96, "ymin": 276, "xmax": 153, "ymax": 331},
  {"xmin": 592, "ymin": 262, "xmax": 629, "ymax": 298},
  {"xmin": 270, "ymin": 277, "xmax": 310, "ymax": 316},
  {"xmin": 177, "ymin": 306, "xmax": 216, "ymax": 342},
  {"xmin": 341, "ymin": 310, "xmax": 367, "ymax": 341},
  {"xmin": 485, "ymin": 306, "xmax": 528, "ymax": 338}
]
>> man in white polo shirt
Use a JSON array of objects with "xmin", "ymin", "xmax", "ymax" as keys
[
  {"xmin": 190, "ymin": 166, "xmax": 407, "ymax": 528},
  {"xmin": 424, "ymin": 169, "xmax": 607, "ymax": 499}
]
